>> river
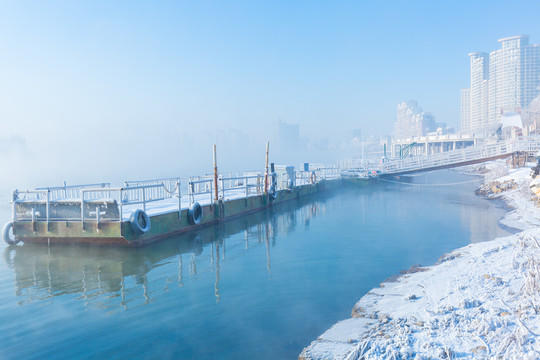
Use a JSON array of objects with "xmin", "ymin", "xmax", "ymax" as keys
[{"xmin": 0, "ymin": 170, "xmax": 512, "ymax": 359}]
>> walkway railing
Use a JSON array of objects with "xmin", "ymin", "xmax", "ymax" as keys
[
  {"xmin": 219, "ymin": 174, "xmax": 264, "ymax": 199},
  {"xmin": 13, "ymin": 179, "xmax": 184, "ymax": 226},
  {"xmin": 35, "ymin": 182, "xmax": 111, "ymax": 201},
  {"xmin": 11, "ymin": 162, "xmax": 339, "ymax": 226},
  {"xmin": 187, "ymin": 176, "xmax": 214, "ymax": 205},
  {"xmin": 379, "ymin": 137, "xmax": 540, "ymax": 175}
]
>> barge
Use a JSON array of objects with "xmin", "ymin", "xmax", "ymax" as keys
[
  {"xmin": 4, "ymin": 194, "xmax": 328, "ymax": 306},
  {"xmin": 2, "ymin": 164, "xmax": 341, "ymax": 247},
  {"xmin": 340, "ymin": 169, "xmax": 376, "ymax": 184}
]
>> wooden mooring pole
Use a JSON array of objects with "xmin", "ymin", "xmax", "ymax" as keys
[
  {"xmin": 264, "ymin": 141, "xmax": 269, "ymax": 195},
  {"xmin": 214, "ymin": 144, "xmax": 219, "ymax": 202}
]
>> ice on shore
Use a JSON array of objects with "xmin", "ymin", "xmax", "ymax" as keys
[{"xmin": 300, "ymin": 162, "xmax": 540, "ymax": 359}]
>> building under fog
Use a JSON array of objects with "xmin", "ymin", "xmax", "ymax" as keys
[
  {"xmin": 275, "ymin": 119, "xmax": 300, "ymax": 150},
  {"xmin": 394, "ymin": 100, "xmax": 436, "ymax": 140}
]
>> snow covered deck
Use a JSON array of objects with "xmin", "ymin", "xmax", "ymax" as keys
[
  {"xmin": 120, "ymin": 188, "xmax": 262, "ymax": 221},
  {"xmin": 11, "ymin": 167, "xmax": 340, "ymax": 223}
]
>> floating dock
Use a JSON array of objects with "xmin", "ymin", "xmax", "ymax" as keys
[
  {"xmin": 8, "ymin": 137, "xmax": 538, "ymax": 247},
  {"xmin": 4, "ymin": 194, "xmax": 328, "ymax": 306},
  {"xmin": 3, "ymin": 165, "xmax": 341, "ymax": 246}
]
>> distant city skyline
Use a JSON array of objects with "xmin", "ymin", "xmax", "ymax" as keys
[{"xmin": 1, "ymin": 1, "xmax": 540, "ymax": 186}]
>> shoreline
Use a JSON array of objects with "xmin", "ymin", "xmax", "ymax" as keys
[{"xmin": 300, "ymin": 161, "xmax": 540, "ymax": 359}]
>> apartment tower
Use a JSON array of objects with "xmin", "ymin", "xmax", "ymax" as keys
[{"xmin": 461, "ymin": 35, "xmax": 540, "ymax": 135}]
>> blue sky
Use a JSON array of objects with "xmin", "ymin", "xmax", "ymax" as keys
[{"xmin": 0, "ymin": 1, "xmax": 539, "ymax": 185}]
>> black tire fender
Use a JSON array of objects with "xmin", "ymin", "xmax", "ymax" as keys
[
  {"xmin": 188, "ymin": 202, "xmax": 203, "ymax": 225},
  {"xmin": 2, "ymin": 222, "xmax": 19, "ymax": 245},
  {"xmin": 130, "ymin": 210, "xmax": 151, "ymax": 234}
]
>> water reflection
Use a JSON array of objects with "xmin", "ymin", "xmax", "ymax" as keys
[
  {"xmin": 377, "ymin": 171, "xmax": 512, "ymax": 244},
  {"xmin": 461, "ymin": 198, "xmax": 512, "ymax": 243},
  {"xmin": 3, "ymin": 194, "xmax": 329, "ymax": 310}
]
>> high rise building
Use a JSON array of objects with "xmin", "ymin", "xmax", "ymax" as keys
[
  {"xmin": 394, "ymin": 100, "xmax": 436, "ymax": 140},
  {"xmin": 460, "ymin": 88, "xmax": 471, "ymax": 131},
  {"xmin": 489, "ymin": 35, "xmax": 540, "ymax": 124},
  {"xmin": 462, "ymin": 35, "xmax": 540, "ymax": 135},
  {"xmin": 468, "ymin": 52, "xmax": 489, "ymax": 133},
  {"xmin": 275, "ymin": 119, "xmax": 300, "ymax": 150}
]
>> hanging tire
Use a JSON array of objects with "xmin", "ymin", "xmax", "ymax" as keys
[
  {"xmin": 269, "ymin": 185, "xmax": 277, "ymax": 200},
  {"xmin": 130, "ymin": 210, "xmax": 151, "ymax": 234},
  {"xmin": 271, "ymin": 172, "xmax": 277, "ymax": 187},
  {"xmin": 310, "ymin": 171, "xmax": 317, "ymax": 185},
  {"xmin": 2, "ymin": 222, "xmax": 19, "ymax": 245},
  {"xmin": 188, "ymin": 202, "xmax": 203, "ymax": 225}
]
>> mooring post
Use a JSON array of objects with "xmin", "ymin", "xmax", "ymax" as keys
[
  {"xmin": 46, "ymin": 190, "xmax": 50, "ymax": 232},
  {"xmin": 264, "ymin": 141, "xmax": 269, "ymax": 196},
  {"xmin": 214, "ymin": 144, "xmax": 219, "ymax": 202}
]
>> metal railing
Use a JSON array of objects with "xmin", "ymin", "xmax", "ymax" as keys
[
  {"xmin": 276, "ymin": 172, "xmax": 294, "ymax": 190},
  {"xmin": 30, "ymin": 182, "xmax": 111, "ymax": 201},
  {"xmin": 379, "ymin": 137, "xmax": 540, "ymax": 175},
  {"xmin": 337, "ymin": 137, "xmax": 540, "ymax": 176},
  {"xmin": 219, "ymin": 174, "xmax": 264, "ymax": 199},
  {"xmin": 296, "ymin": 170, "xmax": 321, "ymax": 185},
  {"xmin": 11, "ymin": 162, "xmax": 343, "ymax": 226},
  {"xmin": 124, "ymin": 177, "xmax": 180, "ymax": 193},
  {"xmin": 339, "ymin": 159, "xmax": 381, "ymax": 172},
  {"xmin": 123, "ymin": 178, "xmax": 181, "ymax": 209},
  {"xmin": 315, "ymin": 166, "xmax": 341, "ymax": 180},
  {"xmin": 13, "ymin": 179, "xmax": 183, "ymax": 225},
  {"xmin": 187, "ymin": 173, "xmax": 267, "ymax": 202},
  {"xmin": 187, "ymin": 176, "xmax": 214, "ymax": 205}
]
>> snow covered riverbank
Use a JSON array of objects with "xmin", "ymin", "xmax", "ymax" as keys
[{"xmin": 300, "ymin": 162, "xmax": 540, "ymax": 359}]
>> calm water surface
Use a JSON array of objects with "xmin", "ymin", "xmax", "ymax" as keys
[{"xmin": 0, "ymin": 171, "xmax": 512, "ymax": 359}]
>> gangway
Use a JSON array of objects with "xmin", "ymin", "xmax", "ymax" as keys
[
  {"xmin": 380, "ymin": 137, "xmax": 540, "ymax": 175},
  {"xmin": 342, "ymin": 138, "xmax": 540, "ymax": 176}
]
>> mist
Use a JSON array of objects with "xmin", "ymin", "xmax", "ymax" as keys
[
  {"xmin": 0, "ymin": 124, "xmax": 362, "ymax": 189},
  {"xmin": 1, "ymin": 1, "xmax": 539, "ymax": 190}
]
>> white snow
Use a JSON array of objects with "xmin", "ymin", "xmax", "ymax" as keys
[
  {"xmin": 300, "ymin": 161, "xmax": 540, "ymax": 360},
  {"xmin": 120, "ymin": 188, "xmax": 261, "ymax": 220}
]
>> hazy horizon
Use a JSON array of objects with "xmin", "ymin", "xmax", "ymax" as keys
[{"xmin": 1, "ymin": 0, "xmax": 539, "ymax": 188}]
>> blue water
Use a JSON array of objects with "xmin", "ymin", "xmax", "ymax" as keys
[{"xmin": 0, "ymin": 170, "xmax": 512, "ymax": 359}]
